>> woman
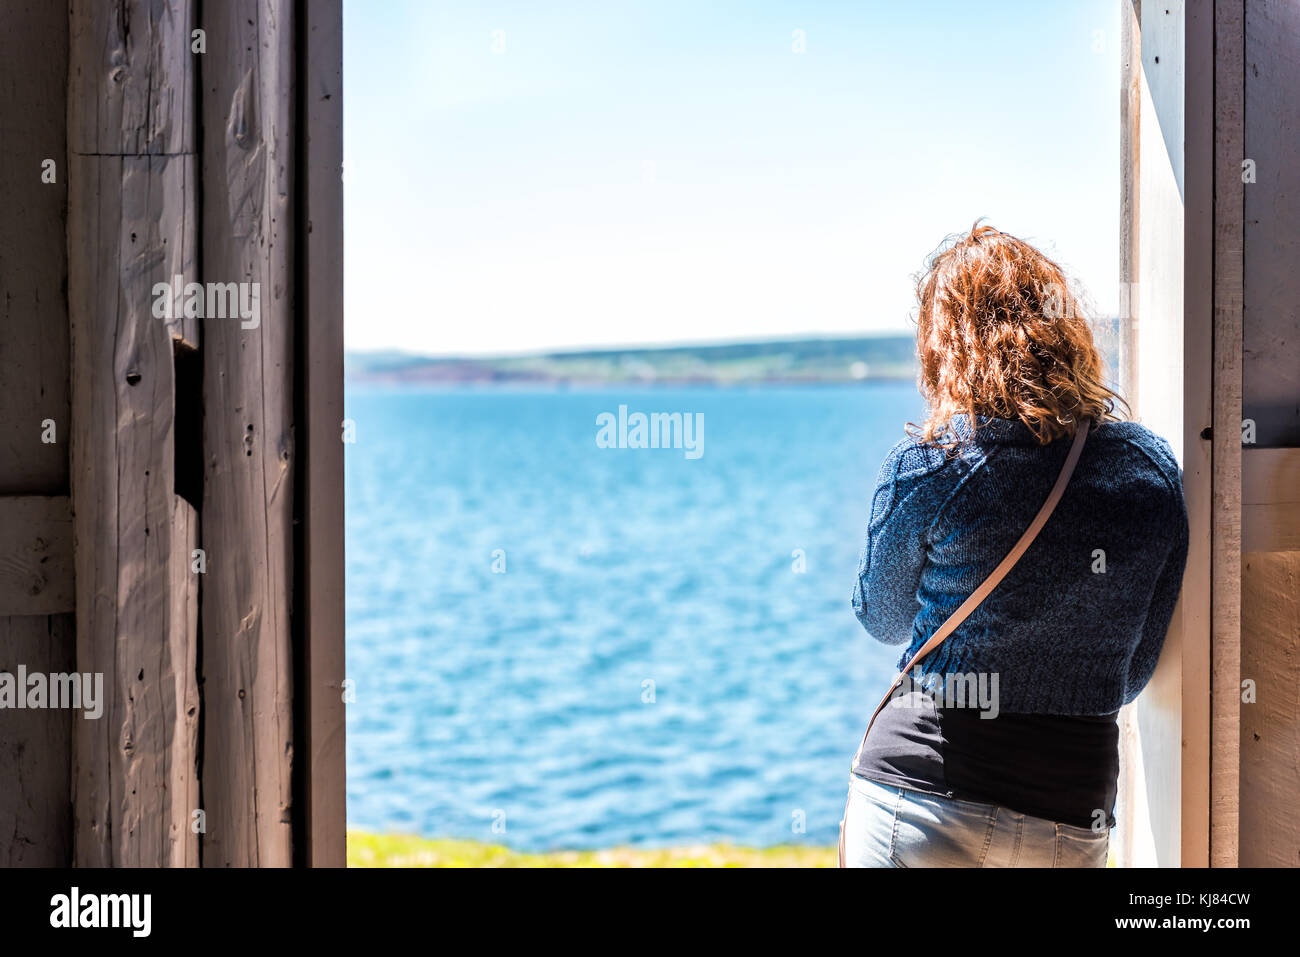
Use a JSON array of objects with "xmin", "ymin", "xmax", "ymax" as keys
[{"xmin": 841, "ymin": 223, "xmax": 1189, "ymax": 868}]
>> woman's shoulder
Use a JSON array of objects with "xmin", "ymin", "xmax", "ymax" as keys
[
  {"xmin": 1091, "ymin": 419, "xmax": 1182, "ymax": 487},
  {"xmin": 882, "ymin": 431, "xmax": 944, "ymax": 469},
  {"xmin": 871, "ymin": 430, "xmax": 987, "ymax": 505},
  {"xmin": 878, "ymin": 429, "xmax": 978, "ymax": 479},
  {"xmin": 866, "ymin": 432, "xmax": 979, "ymax": 534}
]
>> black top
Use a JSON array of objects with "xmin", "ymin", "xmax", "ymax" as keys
[{"xmin": 852, "ymin": 687, "xmax": 1120, "ymax": 830}]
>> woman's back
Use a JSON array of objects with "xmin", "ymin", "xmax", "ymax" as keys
[{"xmin": 852, "ymin": 413, "xmax": 1188, "ymax": 716}]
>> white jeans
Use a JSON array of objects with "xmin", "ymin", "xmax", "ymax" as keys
[{"xmin": 840, "ymin": 773, "xmax": 1110, "ymax": 868}]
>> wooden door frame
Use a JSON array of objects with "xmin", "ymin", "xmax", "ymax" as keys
[
  {"xmin": 1117, "ymin": 0, "xmax": 1236, "ymax": 868},
  {"xmin": 296, "ymin": 0, "xmax": 347, "ymax": 868}
]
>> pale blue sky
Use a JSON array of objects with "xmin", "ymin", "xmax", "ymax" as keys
[{"xmin": 344, "ymin": 0, "xmax": 1119, "ymax": 355}]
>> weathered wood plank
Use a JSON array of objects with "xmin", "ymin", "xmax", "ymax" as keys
[
  {"xmin": 0, "ymin": 0, "xmax": 74, "ymax": 869},
  {"xmin": 0, "ymin": 496, "xmax": 74, "ymax": 617},
  {"xmin": 1243, "ymin": 0, "xmax": 1300, "ymax": 447},
  {"xmin": 1239, "ymin": 551, "xmax": 1300, "ymax": 866},
  {"xmin": 67, "ymin": 149, "xmax": 200, "ymax": 867},
  {"xmin": 1242, "ymin": 447, "xmax": 1300, "ymax": 552},
  {"xmin": 1211, "ymin": 0, "xmax": 1244, "ymax": 869},
  {"xmin": 1238, "ymin": 1, "xmax": 1300, "ymax": 869},
  {"xmin": 0, "ymin": 0, "xmax": 70, "ymax": 495},
  {"xmin": 66, "ymin": 0, "xmax": 200, "ymax": 869},
  {"xmin": 1242, "ymin": 503, "xmax": 1300, "ymax": 552},
  {"xmin": 1179, "ymin": 0, "xmax": 1216, "ymax": 871},
  {"xmin": 1241, "ymin": 447, "xmax": 1300, "ymax": 506},
  {"xmin": 68, "ymin": 0, "xmax": 193, "ymax": 156},
  {"xmin": 167, "ymin": 496, "xmax": 201, "ymax": 866},
  {"xmin": 199, "ymin": 0, "xmax": 296, "ymax": 867},
  {"xmin": 0, "ymin": 614, "xmax": 75, "ymax": 866},
  {"xmin": 299, "ymin": 0, "xmax": 346, "ymax": 868}
]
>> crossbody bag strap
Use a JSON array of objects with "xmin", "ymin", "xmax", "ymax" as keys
[{"xmin": 859, "ymin": 417, "xmax": 1091, "ymax": 742}]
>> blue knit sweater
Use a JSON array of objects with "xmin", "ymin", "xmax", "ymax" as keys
[{"xmin": 852, "ymin": 413, "xmax": 1189, "ymax": 715}]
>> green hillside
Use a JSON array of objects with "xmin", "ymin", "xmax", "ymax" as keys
[{"xmin": 345, "ymin": 335, "xmax": 918, "ymax": 386}]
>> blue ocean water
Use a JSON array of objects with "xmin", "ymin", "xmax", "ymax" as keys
[{"xmin": 344, "ymin": 383, "xmax": 925, "ymax": 850}]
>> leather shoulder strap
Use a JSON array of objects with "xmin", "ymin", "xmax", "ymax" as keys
[{"xmin": 859, "ymin": 417, "xmax": 1091, "ymax": 740}]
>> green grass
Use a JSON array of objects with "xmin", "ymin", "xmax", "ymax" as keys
[
  {"xmin": 348, "ymin": 832, "xmax": 835, "ymax": 868},
  {"xmin": 348, "ymin": 832, "xmax": 1115, "ymax": 868}
]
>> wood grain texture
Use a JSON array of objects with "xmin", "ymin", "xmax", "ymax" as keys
[
  {"xmin": 0, "ymin": 0, "xmax": 70, "ymax": 496},
  {"xmin": 0, "ymin": 496, "xmax": 74, "ymax": 616},
  {"xmin": 1240, "ymin": 449, "xmax": 1300, "ymax": 550},
  {"xmin": 0, "ymin": 0, "xmax": 75, "ymax": 869},
  {"xmin": 1237, "ymin": 0, "xmax": 1300, "ymax": 869},
  {"xmin": 299, "ymin": 0, "xmax": 346, "ymax": 868},
  {"xmin": 0, "ymin": 614, "xmax": 75, "ymax": 866},
  {"xmin": 1211, "ymin": 0, "xmax": 1244, "ymax": 869},
  {"xmin": 199, "ymin": 0, "xmax": 296, "ymax": 867},
  {"xmin": 1243, "ymin": 0, "xmax": 1300, "ymax": 446},
  {"xmin": 68, "ymin": 0, "xmax": 194, "ymax": 156},
  {"xmin": 0, "ymin": 613, "xmax": 75, "ymax": 868},
  {"xmin": 1179, "ymin": 0, "xmax": 1216, "ymax": 870},
  {"xmin": 1242, "ymin": 504, "xmax": 1300, "ymax": 552},
  {"xmin": 1242, "ymin": 447, "xmax": 1300, "ymax": 548},
  {"xmin": 67, "ymin": 148, "xmax": 200, "ymax": 866},
  {"xmin": 168, "ymin": 496, "xmax": 200, "ymax": 866},
  {"xmin": 1242, "ymin": 447, "xmax": 1300, "ymax": 506},
  {"xmin": 1239, "ymin": 551, "xmax": 1300, "ymax": 866}
]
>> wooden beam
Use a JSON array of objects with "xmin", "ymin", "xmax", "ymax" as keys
[
  {"xmin": 1210, "ymin": 0, "xmax": 1244, "ymax": 869},
  {"xmin": 66, "ymin": 0, "xmax": 200, "ymax": 868},
  {"xmin": 199, "ymin": 0, "xmax": 296, "ymax": 868},
  {"xmin": 1182, "ymin": 0, "xmax": 1216, "ymax": 869},
  {"xmin": 297, "ymin": 0, "xmax": 347, "ymax": 868}
]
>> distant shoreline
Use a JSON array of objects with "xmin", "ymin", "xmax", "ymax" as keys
[
  {"xmin": 346, "ymin": 334, "xmax": 919, "ymax": 387},
  {"xmin": 345, "ymin": 373, "xmax": 918, "ymax": 389}
]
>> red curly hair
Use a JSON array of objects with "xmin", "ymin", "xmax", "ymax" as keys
[{"xmin": 909, "ymin": 222, "xmax": 1126, "ymax": 446}]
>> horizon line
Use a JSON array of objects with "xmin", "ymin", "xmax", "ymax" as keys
[{"xmin": 345, "ymin": 329, "xmax": 918, "ymax": 362}]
